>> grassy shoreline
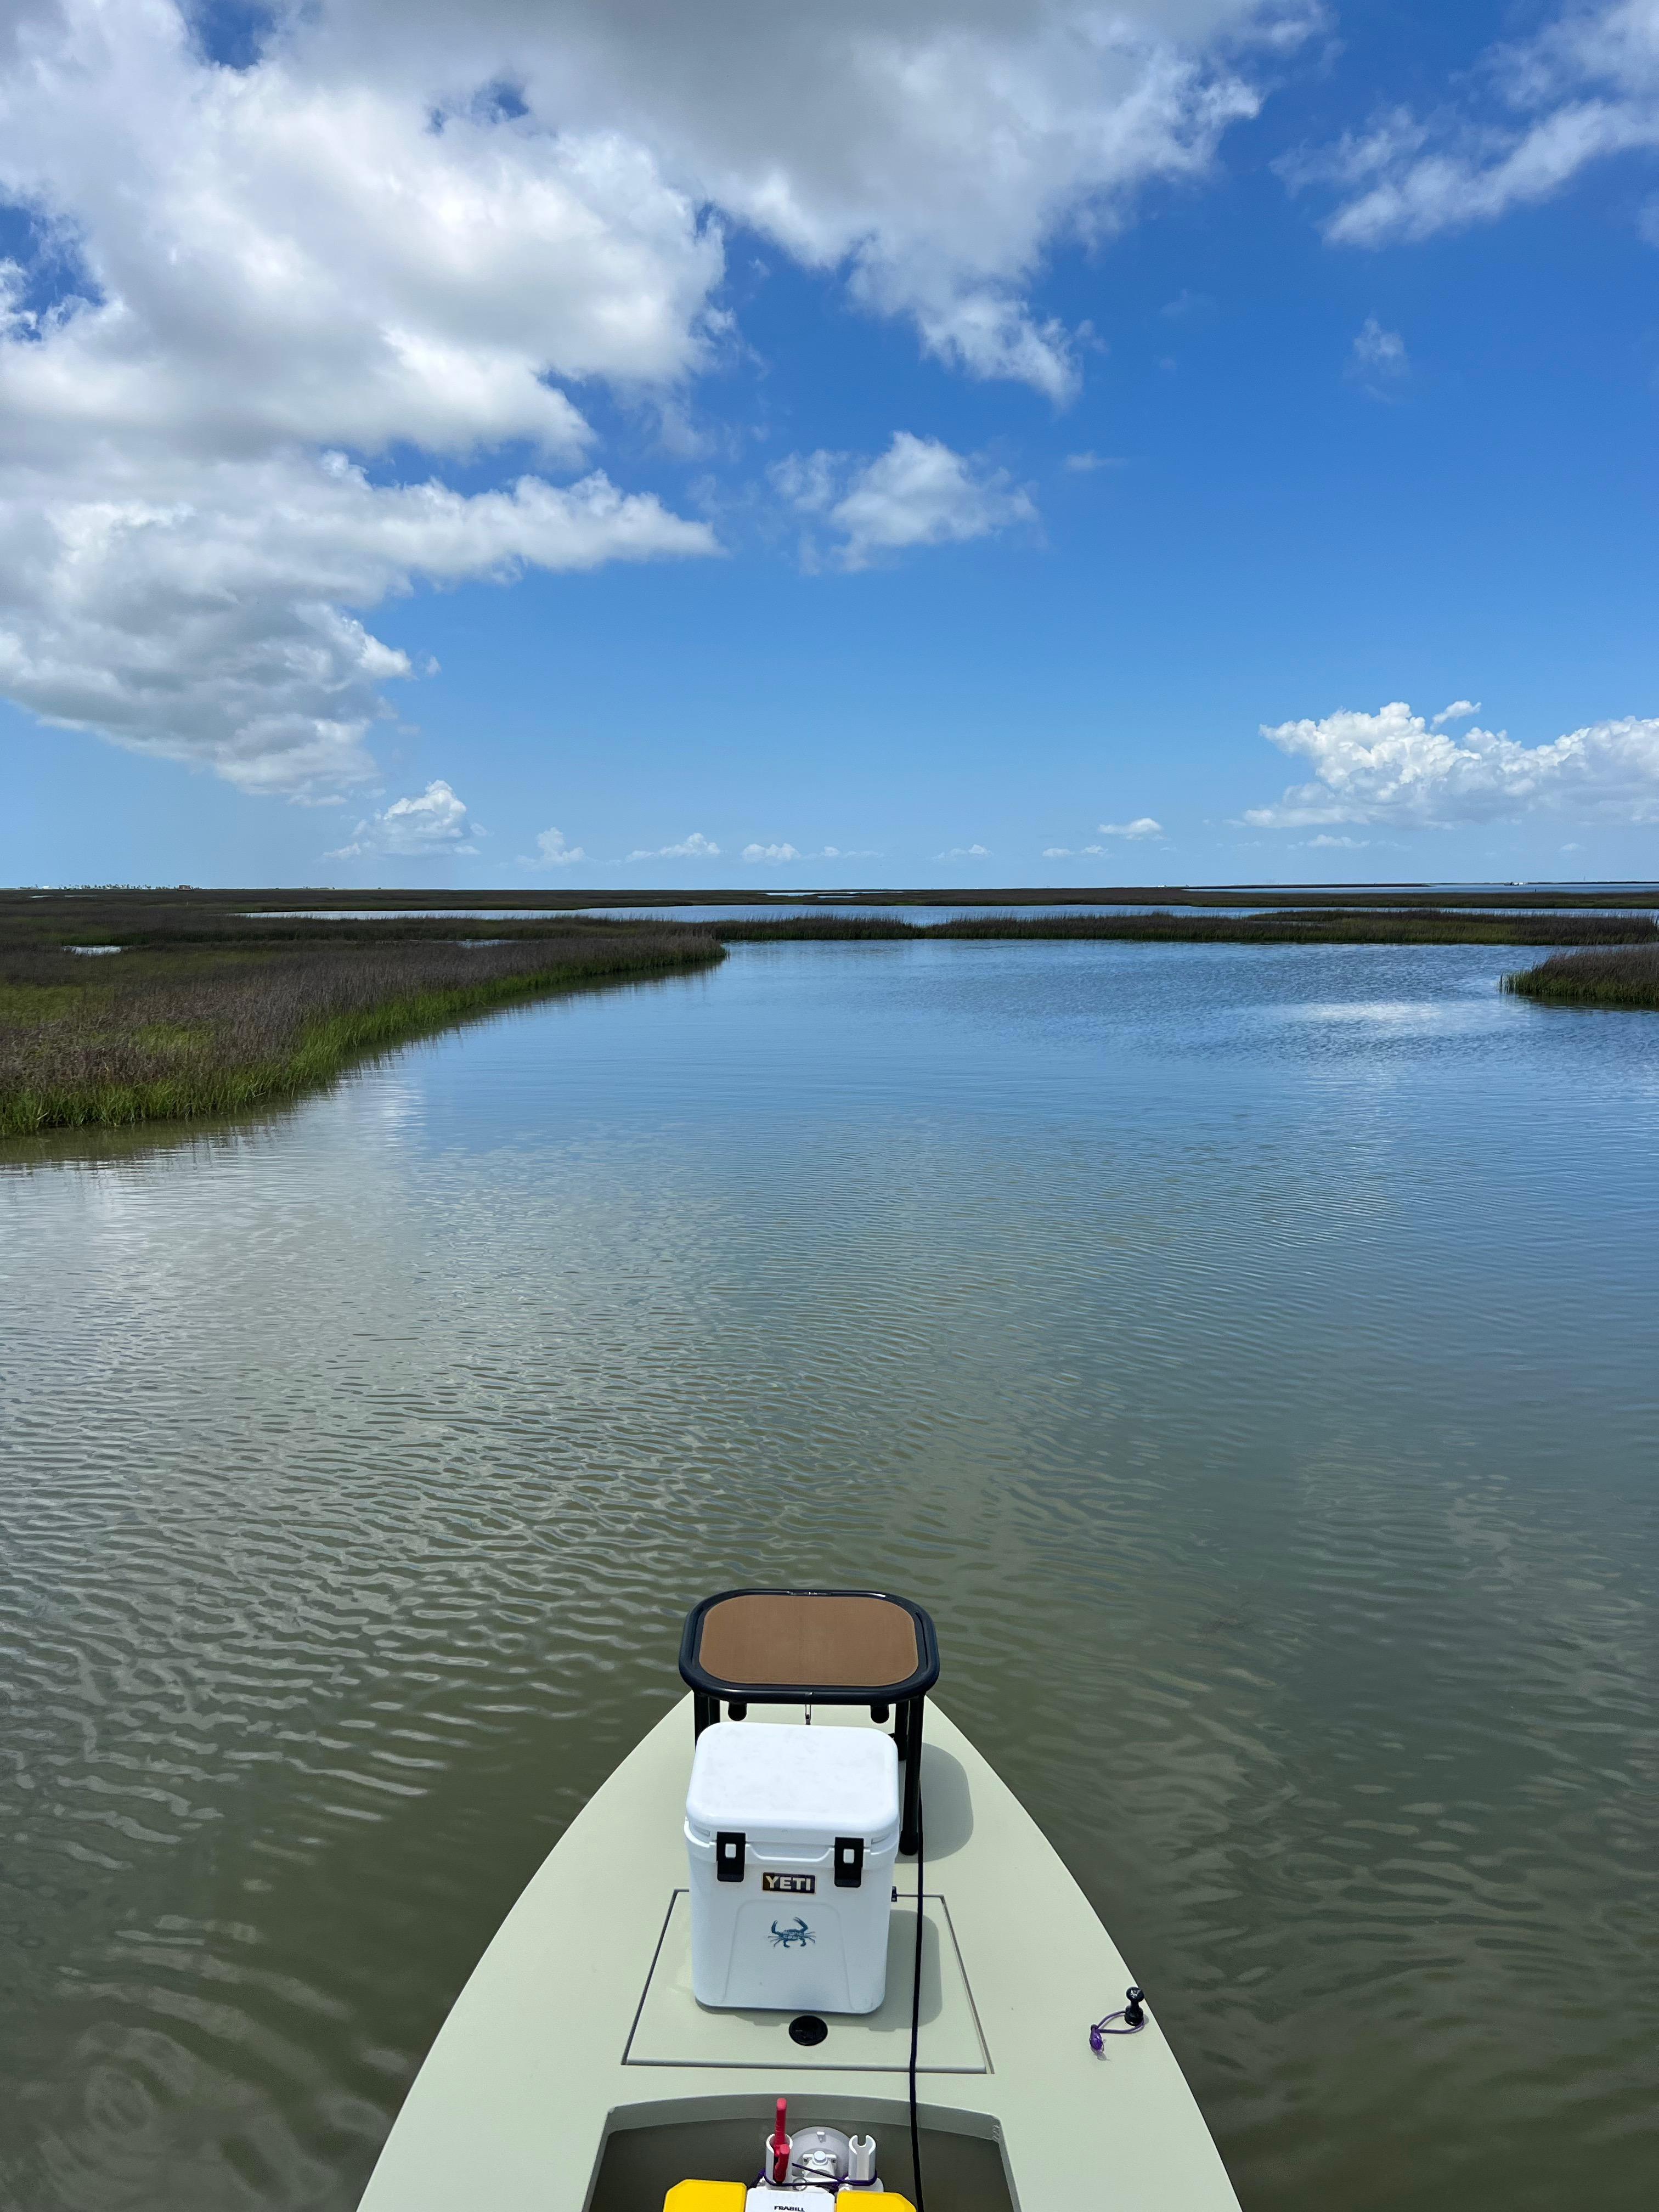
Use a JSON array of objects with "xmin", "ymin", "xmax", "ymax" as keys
[
  {"xmin": 0, "ymin": 929, "xmax": 722, "ymax": 1136},
  {"xmin": 7, "ymin": 887, "xmax": 1656, "ymax": 1136},
  {"xmin": 1503, "ymin": 945, "xmax": 1659, "ymax": 1010}
]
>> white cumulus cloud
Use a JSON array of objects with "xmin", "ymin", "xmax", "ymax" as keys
[
  {"xmin": 0, "ymin": 3, "xmax": 723, "ymax": 797},
  {"xmin": 328, "ymin": 778, "xmax": 480, "ymax": 857},
  {"xmin": 742, "ymin": 842, "xmax": 802, "ymax": 862},
  {"xmin": 1290, "ymin": 3, "xmax": 1659, "ymax": 246},
  {"xmin": 775, "ymin": 433, "xmax": 1037, "ymax": 570},
  {"xmin": 937, "ymin": 842, "xmax": 990, "ymax": 858},
  {"xmin": 0, "ymin": 454, "xmax": 716, "ymax": 795},
  {"xmin": 0, "ymin": 0, "xmax": 1317, "ymax": 795},
  {"xmin": 309, "ymin": 0, "xmax": 1307, "ymax": 400},
  {"xmin": 1245, "ymin": 700, "xmax": 1659, "ymax": 828},
  {"xmin": 521, "ymin": 826, "xmax": 587, "ymax": 866},
  {"xmin": 1099, "ymin": 817, "xmax": 1165, "ymax": 838},
  {"xmin": 627, "ymin": 831, "xmax": 721, "ymax": 859},
  {"xmin": 1433, "ymin": 699, "xmax": 1481, "ymax": 725}
]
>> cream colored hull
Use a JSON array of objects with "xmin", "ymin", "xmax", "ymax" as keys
[{"xmin": 360, "ymin": 1700, "xmax": 1241, "ymax": 2211}]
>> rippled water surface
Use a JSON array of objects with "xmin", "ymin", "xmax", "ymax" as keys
[{"xmin": 2, "ymin": 941, "xmax": 1656, "ymax": 2210}]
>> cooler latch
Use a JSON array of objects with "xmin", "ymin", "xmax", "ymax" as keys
[
  {"xmin": 716, "ymin": 1831, "xmax": 747, "ymax": 1882},
  {"xmin": 833, "ymin": 1836, "xmax": 864, "ymax": 1888}
]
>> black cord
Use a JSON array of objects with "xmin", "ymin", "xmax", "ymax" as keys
[{"xmin": 908, "ymin": 1799, "xmax": 926, "ymax": 2212}]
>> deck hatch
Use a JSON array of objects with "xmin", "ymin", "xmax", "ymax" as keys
[{"xmin": 623, "ymin": 1891, "xmax": 989, "ymax": 2074}]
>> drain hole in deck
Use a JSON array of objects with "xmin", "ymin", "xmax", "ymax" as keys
[{"xmin": 789, "ymin": 2016, "xmax": 828, "ymax": 2047}]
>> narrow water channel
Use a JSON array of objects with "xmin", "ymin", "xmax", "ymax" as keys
[{"xmin": 1, "ymin": 940, "xmax": 1655, "ymax": 2210}]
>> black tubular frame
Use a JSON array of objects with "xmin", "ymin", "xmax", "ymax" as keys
[{"xmin": 678, "ymin": 1586, "xmax": 939, "ymax": 1858}]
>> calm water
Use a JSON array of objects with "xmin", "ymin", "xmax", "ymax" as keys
[{"xmin": 1, "ymin": 941, "xmax": 1655, "ymax": 2210}]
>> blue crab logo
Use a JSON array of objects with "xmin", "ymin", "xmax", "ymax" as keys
[{"xmin": 770, "ymin": 1916, "xmax": 814, "ymax": 1949}]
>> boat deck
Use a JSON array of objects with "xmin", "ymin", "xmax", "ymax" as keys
[{"xmin": 359, "ymin": 1700, "xmax": 1241, "ymax": 2211}]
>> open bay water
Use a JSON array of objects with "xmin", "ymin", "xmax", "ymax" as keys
[{"xmin": 1, "ymin": 939, "xmax": 1655, "ymax": 2210}]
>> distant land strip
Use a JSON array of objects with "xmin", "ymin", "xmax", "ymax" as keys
[
  {"xmin": 3, "ymin": 894, "xmax": 1655, "ymax": 953},
  {"xmin": 7, "ymin": 881, "xmax": 1659, "ymax": 919}
]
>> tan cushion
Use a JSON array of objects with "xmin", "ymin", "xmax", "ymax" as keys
[{"xmin": 695, "ymin": 1594, "xmax": 920, "ymax": 1690}]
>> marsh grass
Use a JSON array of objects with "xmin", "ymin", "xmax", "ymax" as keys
[
  {"xmin": 1502, "ymin": 945, "xmax": 1659, "ymax": 1009},
  {"xmin": 0, "ymin": 929, "xmax": 721, "ymax": 1135}
]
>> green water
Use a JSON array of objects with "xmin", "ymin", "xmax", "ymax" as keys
[{"xmin": 1, "ymin": 939, "xmax": 1654, "ymax": 2209}]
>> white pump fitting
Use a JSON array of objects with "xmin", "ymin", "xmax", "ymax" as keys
[
  {"xmin": 847, "ymin": 2136, "xmax": 878, "ymax": 2184},
  {"xmin": 789, "ymin": 2126, "xmax": 851, "ymax": 2186}
]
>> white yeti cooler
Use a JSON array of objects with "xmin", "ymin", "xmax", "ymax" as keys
[{"xmin": 685, "ymin": 1722, "xmax": 900, "ymax": 2012}]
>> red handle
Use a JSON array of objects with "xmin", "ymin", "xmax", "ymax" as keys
[{"xmin": 769, "ymin": 2096, "xmax": 790, "ymax": 2183}]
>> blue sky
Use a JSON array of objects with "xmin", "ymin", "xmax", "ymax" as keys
[{"xmin": 4, "ymin": 1, "xmax": 1659, "ymax": 889}]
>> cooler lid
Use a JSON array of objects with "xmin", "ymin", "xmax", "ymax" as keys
[{"xmin": 685, "ymin": 1723, "xmax": 899, "ymax": 1842}]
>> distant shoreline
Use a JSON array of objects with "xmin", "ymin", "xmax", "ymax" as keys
[{"xmin": 8, "ymin": 881, "xmax": 1659, "ymax": 918}]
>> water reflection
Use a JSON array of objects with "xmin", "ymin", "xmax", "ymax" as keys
[{"xmin": 0, "ymin": 941, "xmax": 1655, "ymax": 2211}]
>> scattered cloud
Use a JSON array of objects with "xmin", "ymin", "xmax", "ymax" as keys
[
  {"xmin": 521, "ymin": 826, "xmax": 588, "ymax": 867},
  {"xmin": 1433, "ymin": 699, "xmax": 1481, "ymax": 726},
  {"xmin": 328, "ymin": 779, "xmax": 480, "ymax": 859},
  {"xmin": 1245, "ymin": 700, "xmax": 1659, "ymax": 827},
  {"xmin": 1160, "ymin": 287, "xmax": 1217, "ymax": 320},
  {"xmin": 627, "ymin": 831, "xmax": 721, "ymax": 859},
  {"xmin": 937, "ymin": 842, "xmax": 990, "ymax": 858},
  {"xmin": 1045, "ymin": 817, "xmax": 1162, "ymax": 851},
  {"xmin": 774, "ymin": 433, "xmax": 1037, "ymax": 569},
  {"xmin": 1063, "ymin": 451, "xmax": 1124, "ymax": 473},
  {"xmin": 1348, "ymin": 315, "xmax": 1408, "ymax": 396},
  {"xmin": 1301, "ymin": 833, "xmax": 1370, "ymax": 848},
  {"xmin": 741, "ymin": 841, "xmax": 878, "ymax": 861},
  {"xmin": 1289, "ymin": 3, "xmax": 1659, "ymax": 246}
]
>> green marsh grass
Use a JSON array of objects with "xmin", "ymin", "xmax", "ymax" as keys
[
  {"xmin": 1502, "ymin": 945, "xmax": 1659, "ymax": 1009},
  {"xmin": 0, "ymin": 929, "xmax": 721, "ymax": 1136}
]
